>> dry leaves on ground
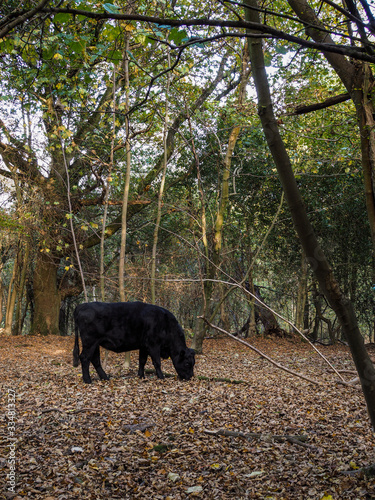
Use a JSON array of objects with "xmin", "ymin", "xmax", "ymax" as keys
[{"xmin": 1, "ymin": 335, "xmax": 375, "ymax": 499}]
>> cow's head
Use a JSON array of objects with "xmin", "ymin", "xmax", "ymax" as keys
[{"xmin": 174, "ymin": 347, "xmax": 195, "ymax": 380}]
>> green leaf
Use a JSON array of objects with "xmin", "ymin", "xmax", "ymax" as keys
[
  {"xmin": 107, "ymin": 49, "xmax": 122, "ymax": 62},
  {"xmin": 68, "ymin": 40, "xmax": 86, "ymax": 54},
  {"xmin": 169, "ymin": 28, "xmax": 188, "ymax": 45},
  {"xmin": 275, "ymin": 45, "xmax": 288, "ymax": 55},
  {"xmin": 103, "ymin": 3, "xmax": 120, "ymax": 14},
  {"xmin": 264, "ymin": 51, "xmax": 272, "ymax": 66},
  {"xmin": 54, "ymin": 13, "xmax": 71, "ymax": 24},
  {"xmin": 102, "ymin": 25, "xmax": 121, "ymax": 42}
]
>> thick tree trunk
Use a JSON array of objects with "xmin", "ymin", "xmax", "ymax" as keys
[
  {"xmin": 245, "ymin": 0, "xmax": 375, "ymax": 430},
  {"xmin": 31, "ymin": 252, "xmax": 61, "ymax": 335}
]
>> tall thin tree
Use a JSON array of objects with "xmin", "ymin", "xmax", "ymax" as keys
[{"xmin": 244, "ymin": 0, "xmax": 375, "ymax": 431}]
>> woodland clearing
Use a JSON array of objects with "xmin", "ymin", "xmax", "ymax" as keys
[{"xmin": 1, "ymin": 335, "xmax": 375, "ymax": 499}]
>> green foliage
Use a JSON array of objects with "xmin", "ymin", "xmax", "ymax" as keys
[{"xmin": 0, "ymin": 0, "xmax": 373, "ymax": 340}]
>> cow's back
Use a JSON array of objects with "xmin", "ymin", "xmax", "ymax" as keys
[{"xmin": 74, "ymin": 301, "xmax": 185, "ymax": 353}]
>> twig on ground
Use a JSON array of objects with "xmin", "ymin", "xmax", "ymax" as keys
[{"xmin": 203, "ymin": 428, "xmax": 317, "ymax": 449}]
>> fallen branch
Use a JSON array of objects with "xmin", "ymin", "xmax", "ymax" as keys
[
  {"xmin": 340, "ymin": 463, "xmax": 375, "ymax": 477},
  {"xmin": 203, "ymin": 428, "xmax": 316, "ymax": 449},
  {"xmin": 123, "ymin": 422, "xmax": 155, "ymax": 433},
  {"xmin": 336, "ymin": 378, "xmax": 361, "ymax": 390},
  {"xmin": 199, "ymin": 317, "xmax": 322, "ymax": 386},
  {"xmin": 41, "ymin": 407, "xmax": 103, "ymax": 414},
  {"xmin": 40, "ymin": 408, "xmax": 64, "ymax": 414},
  {"xmin": 70, "ymin": 408, "xmax": 103, "ymax": 414}
]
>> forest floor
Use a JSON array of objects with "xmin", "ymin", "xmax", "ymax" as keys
[{"xmin": 1, "ymin": 334, "xmax": 375, "ymax": 500}]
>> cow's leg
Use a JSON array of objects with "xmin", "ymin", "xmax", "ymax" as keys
[
  {"xmin": 138, "ymin": 348, "xmax": 148, "ymax": 378},
  {"xmin": 79, "ymin": 348, "xmax": 92, "ymax": 384},
  {"xmin": 149, "ymin": 348, "xmax": 164, "ymax": 379},
  {"xmin": 91, "ymin": 346, "xmax": 110, "ymax": 381}
]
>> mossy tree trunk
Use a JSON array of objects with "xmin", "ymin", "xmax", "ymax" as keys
[{"xmin": 31, "ymin": 252, "xmax": 61, "ymax": 336}]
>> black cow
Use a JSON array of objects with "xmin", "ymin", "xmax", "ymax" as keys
[{"xmin": 73, "ymin": 301, "xmax": 195, "ymax": 384}]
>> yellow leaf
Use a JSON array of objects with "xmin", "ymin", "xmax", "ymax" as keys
[
  {"xmin": 145, "ymin": 429, "xmax": 152, "ymax": 437},
  {"xmin": 349, "ymin": 461, "xmax": 359, "ymax": 470},
  {"xmin": 122, "ymin": 22, "xmax": 135, "ymax": 31},
  {"xmin": 53, "ymin": 52, "xmax": 63, "ymax": 60}
]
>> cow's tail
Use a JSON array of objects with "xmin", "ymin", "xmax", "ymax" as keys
[{"xmin": 73, "ymin": 321, "xmax": 80, "ymax": 367}]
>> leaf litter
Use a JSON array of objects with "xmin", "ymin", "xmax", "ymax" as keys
[{"xmin": 1, "ymin": 335, "xmax": 375, "ymax": 499}]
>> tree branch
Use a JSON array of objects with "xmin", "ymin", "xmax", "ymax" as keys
[
  {"xmin": 0, "ymin": 0, "xmax": 51, "ymax": 38},
  {"xmin": 289, "ymin": 92, "xmax": 351, "ymax": 115},
  {"xmin": 40, "ymin": 7, "xmax": 375, "ymax": 63},
  {"xmin": 81, "ymin": 52, "xmax": 230, "ymax": 250}
]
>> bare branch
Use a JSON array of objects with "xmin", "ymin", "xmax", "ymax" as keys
[{"xmin": 199, "ymin": 316, "xmax": 322, "ymax": 385}]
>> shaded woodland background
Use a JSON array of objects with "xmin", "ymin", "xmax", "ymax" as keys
[{"xmin": 0, "ymin": 0, "xmax": 374, "ymax": 349}]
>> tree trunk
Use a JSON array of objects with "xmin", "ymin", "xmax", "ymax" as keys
[
  {"xmin": 31, "ymin": 252, "xmax": 61, "ymax": 335},
  {"xmin": 13, "ymin": 240, "xmax": 30, "ymax": 335},
  {"xmin": 4, "ymin": 248, "xmax": 18, "ymax": 335},
  {"xmin": 253, "ymin": 286, "xmax": 282, "ymax": 336},
  {"xmin": 295, "ymin": 249, "xmax": 308, "ymax": 331},
  {"xmin": 100, "ymin": 64, "xmax": 117, "ymax": 302},
  {"xmin": 151, "ymin": 46, "xmax": 171, "ymax": 304},
  {"xmin": 118, "ymin": 33, "xmax": 132, "ymax": 369},
  {"xmin": 192, "ymin": 41, "xmax": 250, "ymax": 353},
  {"xmin": 0, "ymin": 279, "xmax": 3, "ymax": 326},
  {"xmin": 245, "ymin": 0, "xmax": 375, "ymax": 431},
  {"xmin": 192, "ymin": 279, "xmax": 213, "ymax": 353}
]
